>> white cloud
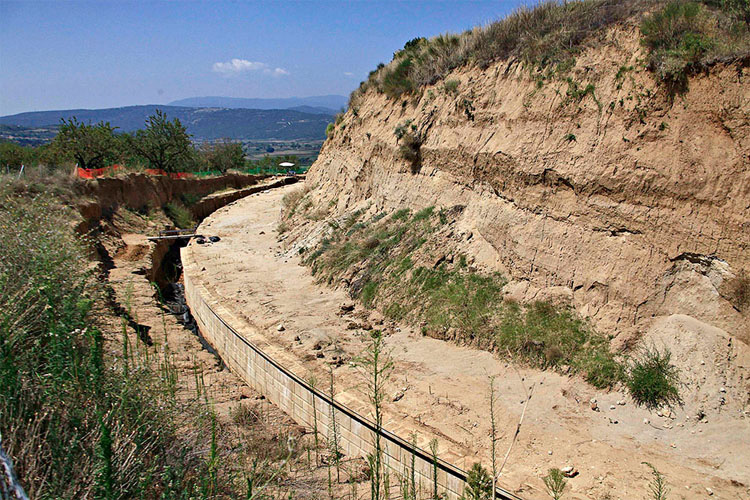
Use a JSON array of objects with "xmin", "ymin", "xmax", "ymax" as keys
[
  {"xmin": 212, "ymin": 59, "xmax": 289, "ymax": 77},
  {"xmin": 343, "ymin": 71, "xmax": 354, "ymax": 77}
]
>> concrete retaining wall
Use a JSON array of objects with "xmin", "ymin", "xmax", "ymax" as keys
[{"xmin": 183, "ymin": 247, "xmax": 522, "ymax": 500}]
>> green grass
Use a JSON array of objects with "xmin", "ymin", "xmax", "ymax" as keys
[
  {"xmin": 641, "ymin": 1, "xmax": 750, "ymax": 91},
  {"xmin": 0, "ymin": 187, "xmax": 219, "ymax": 498},
  {"xmin": 626, "ymin": 346, "xmax": 682, "ymax": 409},
  {"xmin": 350, "ymin": 0, "xmax": 647, "ymax": 102},
  {"xmin": 164, "ymin": 201, "xmax": 195, "ymax": 229},
  {"xmin": 306, "ymin": 205, "xmax": 624, "ymax": 389}
]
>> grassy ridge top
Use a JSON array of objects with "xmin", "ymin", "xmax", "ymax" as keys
[{"xmin": 350, "ymin": 0, "xmax": 749, "ymax": 104}]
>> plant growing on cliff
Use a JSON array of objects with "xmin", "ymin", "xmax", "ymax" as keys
[
  {"xmin": 399, "ymin": 132, "xmax": 422, "ymax": 173},
  {"xmin": 443, "ymin": 79, "xmax": 460, "ymax": 94},
  {"xmin": 641, "ymin": 0, "xmax": 750, "ymax": 92},
  {"xmin": 626, "ymin": 346, "xmax": 681, "ymax": 410}
]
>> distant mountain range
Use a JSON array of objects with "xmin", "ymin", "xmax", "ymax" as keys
[
  {"xmin": 0, "ymin": 103, "xmax": 337, "ymax": 142},
  {"xmin": 168, "ymin": 95, "xmax": 347, "ymax": 114}
]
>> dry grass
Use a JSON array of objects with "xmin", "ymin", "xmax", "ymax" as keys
[
  {"xmin": 349, "ymin": 0, "xmax": 750, "ymax": 104},
  {"xmin": 351, "ymin": 0, "xmax": 649, "ymax": 103},
  {"xmin": 281, "ymin": 185, "xmax": 312, "ymax": 219}
]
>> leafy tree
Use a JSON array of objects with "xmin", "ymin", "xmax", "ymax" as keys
[
  {"xmin": 36, "ymin": 142, "xmax": 72, "ymax": 169},
  {"xmin": 0, "ymin": 142, "xmax": 33, "ymax": 169},
  {"xmin": 129, "ymin": 110, "xmax": 193, "ymax": 173},
  {"xmin": 52, "ymin": 118, "xmax": 119, "ymax": 170},
  {"xmin": 201, "ymin": 139, "xmax": 245, "ymax": 174}
]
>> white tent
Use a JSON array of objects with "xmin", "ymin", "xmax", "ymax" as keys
[{"xmin": 279, "ymin": 162, "xmax": 295, "ymax": 167}]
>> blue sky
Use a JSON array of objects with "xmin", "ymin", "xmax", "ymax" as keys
[{"xmin": 1, "ymin": 1, "xmax": 527, "ymax": 115}]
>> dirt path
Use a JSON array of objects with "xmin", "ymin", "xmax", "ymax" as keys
[{"xmin": 185, "ymin": 184, "xmax": 749, "ymax": 500}]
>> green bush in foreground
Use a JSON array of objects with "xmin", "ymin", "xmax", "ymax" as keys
[{"xmin": 626, "ymin": 346, "xmax": 682, "ymax": 410}]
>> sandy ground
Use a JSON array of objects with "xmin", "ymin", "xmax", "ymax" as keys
[{"xmin": 184, "ymin": 184, "xmax": 750, "ymax": 500}]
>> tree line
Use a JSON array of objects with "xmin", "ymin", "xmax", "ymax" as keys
[{"xmin": 0, "ymin": 109, "xmax": 300, "ymax": 175}]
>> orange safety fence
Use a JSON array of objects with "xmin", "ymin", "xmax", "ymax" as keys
[
  {"xmin": 77, "ymin": 165, "xmax": 194, "ymax": 179},
  {"xmin": 144, "ymin": 169, "xmax": 195, "ymax": 179},
  {"xmin": 76, "ymin": 164, "xmax": 123, "ymax": 179}
]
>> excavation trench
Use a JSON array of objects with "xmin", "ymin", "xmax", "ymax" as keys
[{"xmin": 153, "ymin": 239, "xmax": 221, "ymax": 358}]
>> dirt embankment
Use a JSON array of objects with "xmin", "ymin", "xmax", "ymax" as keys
[
  {"xmin": 73, "ymin": 172, "xmax": 267, "ymax": 233},
  {"xmin": 299, "ymin": 24, "xmax": 749, "ymax": 377}
]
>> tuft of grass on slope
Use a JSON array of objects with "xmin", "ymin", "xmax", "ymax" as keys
[{"xmin": 641, "ymin": 1, "xmax": 750, "ymax": 92}]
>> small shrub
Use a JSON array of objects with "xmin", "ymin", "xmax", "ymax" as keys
[
  {"xmin": 543, "ymin": 468, "xmax": 567, "ymax": 500},
  {"xmin": 564, "ymin": 133, "xmax": 577, "ymax": 142},
  {"xmin": 326, "ymin": 123, "xmax": 335, "ymax": 137},
  {"xmin": 180, "ymin": 192, "xmax": 202, "ymax": 206},
  {"xmin": 642, "ymin": 462, "xmax": 670, "ymax": 500},
  {"xmin": 164, "ymin": 201, "xmax": 194, "ymax": 229},
  {"xmin": 464, "ymin": 463, "xmax": 492, "ymax": 500},
  {"xmin": 394, "ymin": 119, "xmax": 414, "ymax": 140},
  {"xmin": 626, "ymin": 346, "xmax": 681, "ymax": 410},
  {"xmin": 443, "ymin": 79, "xmax": 460, "ymax": 94},
  {"xmin": 725, "ymin": 269, "xmax": 749, "ymax": 312},
  {"xmin": 399, "ymin": 132, "xmax": 422, "ymax": 173}
]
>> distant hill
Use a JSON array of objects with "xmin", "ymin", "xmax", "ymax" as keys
[
  {"xmin": 288, "ymin": 105, "xmax": 340, "ymax": 115},
  {"xmin": 0, "ymin": 105, "xmax": 334, "ymax": 141},
  {"xmin": 0, "ymin": 124, "xmax": 58, "ymax": 147},
  {"xmin": 168, "ymin": 95, "xmax": 347, "ymax": 113}
]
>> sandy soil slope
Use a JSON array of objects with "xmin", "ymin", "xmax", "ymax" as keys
[{"xmin": 184, "ymin": 184, "xmax": 750, "ymax": 500}]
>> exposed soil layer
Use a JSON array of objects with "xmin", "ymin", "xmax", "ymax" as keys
[{"xmin": 186, "ymin": 185, "xmax": 750, "ymax": 500}]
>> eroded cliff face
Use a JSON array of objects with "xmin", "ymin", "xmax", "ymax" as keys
[{"xmin": 306, "ymin": 25, "xmax": 749, "ymax": 350}]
